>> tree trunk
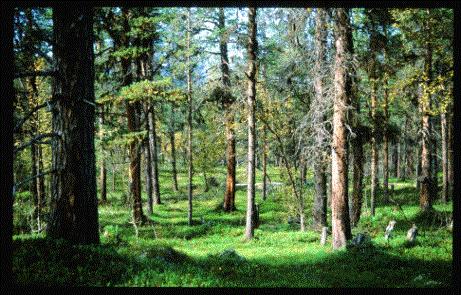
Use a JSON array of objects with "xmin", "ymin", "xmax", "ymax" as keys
[
  {"xmin": 262, "ymin": 125, "xmax": 268, "ymax": 201},
  {"xmin": 395, "ymin": 139, "xmax": 400, "ymax": 179},
  {"xmin": 144, "ymin": 103, "xmax": 153, "ymax": 215},
  {"xmin": 149, "ymin": 106, "xmax": 161, "ymax": 205},
  {"xmin": 419, "ymin": 40, "xmax": 435, "ymax": 211},
  {"xmin": 169, "ymin": 114, "xmax": 179, "ymax": 192},
  {"xmin": 441, "ymin": 112, "xmax": 448, "ymax": 203},
  {"xmin": 219, "ymin": 7, "xmax": 237, "ymax": 212},
  {"xmin": 111, "ymin": 161, "xmax": 116, "ymax": 192},
  {"xmin": 351, "ymin": 135, "xmax": 364, "ymax": 227},
  {"xmin": 47, "ymin": 6, "xmax": 99, "ymax": 244},
  {"xmin": 416, "ymin": 143, "xmax": 422, "ymax": 190},
  {"xmin": 187, "ymin": 8, "xmax": 193, "ymax": 226},
  {"xmin": 312, "ymin": 8, "xmax": 328, "ymax": 230},
  {"xmin": 99, "ymin": 106, "xmax": 107, "ymax": 203},
  {"xmin": 331, "ymin": 8, "xmax": 353, "ymax": 249},
  {"xmin": 245, "ymin": 7, "xmax": 257, "ymax": 240},
  {"xmin": 119, "ymin": 8, "xmax": 146, "ymax": 225},
  {"xmin": 447, "ymin": 108, "xmax": 453, "ymax": 200},
  {"xmin": 30, "ymin": 122, "xmax": 39, "ymax": 221},
  {"xmin": 37, "ymin": 143, "xmax": 46, "ymax": 209},
  {"xmin": 383, "ymin": 82, "xmax": 389, "ymax": 204},
  {"xmin": 431, "ymin": 117, "xmax": 438, "ymax": 198},
  {"xmin": 223, "ymin": 109, "xmax": 236, "ymax": 211},
  {"xmin": 369, "ymin": 41, "xmax": 378, "ymax": 217}
]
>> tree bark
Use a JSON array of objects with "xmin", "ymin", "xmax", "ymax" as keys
[
  {"xmin": 369, "ymin": 34, "xmax": 378, "ymax": 216},
  {"xmin": 262, "ymin": 125, "xmax": 268, "ymax": 201},
  {"xmin": 148, "ymin": 106, "xmax": 161, "ymax": 205},
  {"xmin": 245, "ymin": 7, "xmax": 257, "ymax": 240},
  {"xmin": 331, "ymin": 8, "xmax": 353, "ymax": 249},
  {"xmin": 351, "ymin": 135, "xmax": 364, "ymax": 227},
  {"xmin": 441, "ymin": 112, "xmax": 448, "ymax": 203},
  {"xmin": 37, "ymin": 142, "xmax": 46, "ymax": 209},
  {"xmin": 47, "ymin": 6, "xmax": 99, "ymax": 244},
  {"xmin": 419, "ymin": 39, "xmax": 435, "ymax": 212},
  {"xmin": 169, "ymin": 112, "xmax": 179, "ymax": 192},
  {"xmin": 447, "ymin": 108, "xmax": 453, "ymax": 200},
  {"xmin": 383, "ymin": 79, "xmax": 389, "ymax": 204},
  {"xmin": 219, "ymin": 7, "xmax": 237, "ymax": 212},
  {"xmin": 394, "ymin": 139, "xmax": 400, "ymax": 179},
  {"xmin": 187, "ymin": 8, "xmax": 193, "ymax": 226},
  {"xmin": 144, "ymin": 103, "xmax": 153, "ymax": 215},
  {"xmin": 99, "ymin": 105, "xmax": 107, "ymax": 203},
  {"xmin": 312, "ymin": 8, "xmax": 328, "ymax": 230},
  {"xmin": 120, "ymin": 8, "xmax": 147, "ymax": 225}
]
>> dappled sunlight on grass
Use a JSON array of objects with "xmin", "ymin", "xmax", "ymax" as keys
[{"xmin": 13, "ymin": 165, "xmax": 452, "ymax": 287}]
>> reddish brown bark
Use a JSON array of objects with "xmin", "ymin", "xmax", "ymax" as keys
[
  {"xmin": 219, "ymin": 8, "xmax": 237, "ymax": 212},
  {"xmin": 331, "ymin": 8, "xmax": 353, "ymax": 249}
]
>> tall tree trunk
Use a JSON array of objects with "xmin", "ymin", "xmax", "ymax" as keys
[
  {"xmin": 223, "ymin": 109, "xmax": 236, "ymax": 211},
  {"xmin": 262, "ymin": 125, "xmax": 268, "ymax": 201},
  {"xmin": 169, "ymin": 111, "xmax": 179, "ymax": 192},
  {"xmin": 416, "ymin": 143, "xmax": 422, "ymax": 190},
  {"xmin": 419, "ymin": 39, "xmax": 435, "ymax": 211},
  {"xmin": 441, "ymin": 112, "xmax": 448, "ymax": 203},
  {"xmin": 37, "ymin": 142, "xmax": 46, "ymax": 208},
  {"xmin": 331, "ymin": 8, "xmax": 353, "ymax": 249},
  {"xmin": 351, "ymin": 135, "xmax": 364, "ymax": 227},
  {"xmin": 383, "ymin": 80, "xmax": 389, "ymax": 204},
  {"xmin": 187, "ymin": 8, "xmax": 193, "ymax": 226},
  {"xmin": 370, "ymin": 95, "xmax": 378, "ymax": 215},
  {"xmin": 99, "ymin": 106, "xmax": 107, "ymax": 203},
  {"xmin": 431, "ymin": 117, "xmax": 438, "ymax": 197},
  {"xmin": 47, "ymin": 6, "xmax": 99, "ymax": 244},
  {"xmin": 447, "ymin": 108, "xmax": 453, "ymax": 200},
  {"xmin": 312, "ymin": 7, "xmax": 328, "ymax": 230},
  {"xmin": 395, "ymin": 139, "xmax": 400, "ymax": 179},
  {"xmin": 219, "ymin": 7, "xmax": 237, "ymax": 212},
  {"xmin": 245, "ymin": 7, "xmax": 257, "ymax": 240},
  {"xmin": 369, "ymin": 37, "xmax": 378, "ymax": 217},
  {"xmin": 127, "ymin": 101, "xmax": 146, "ymax": 225},
  {"xmin": 119, "ymin": 8, "xmax": 146, "ymax": 225},
  {"xmin": 149, "ymin": 106, "xmax": 161, "ymax": 205},
  {"xmin": 144, "ymin": 103, "xmax": 153, "ymax": 215}
]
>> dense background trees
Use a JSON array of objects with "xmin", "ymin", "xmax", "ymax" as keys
[{"xmin": 8, "ymin": 5, "xmax": 454, "ymax": 287}]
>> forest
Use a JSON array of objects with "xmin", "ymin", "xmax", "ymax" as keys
[{"xmin": 4, "ymin": 4, "xmax": 455, "ymax": 287}]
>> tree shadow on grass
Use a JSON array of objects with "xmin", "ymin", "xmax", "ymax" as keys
[
  {"xmin": 12, "ymin": 236, "xmax": 452, "ymax": 287},
  {"xmin": 188, "ymin": 243, "xmax": 452, "ymax": 287},
  {"xmin": 12, "ymin": 238, "xmax": 140, "ymax": 286}
]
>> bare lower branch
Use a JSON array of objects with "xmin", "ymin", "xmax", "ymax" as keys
[
  {"xmin": 14, "ymin": 133, "xmax": 60, "ymax": 155},
  {"xmin": 14, "ymin": 70, "xmax": 56, "ymax": 79},
  {"xmin": 14, "ymin": 101, "xmax": 50, "ymax": 133},
  {"xmin": 13, "ymin": 169, "xmax": 57, "ymax": 193}
]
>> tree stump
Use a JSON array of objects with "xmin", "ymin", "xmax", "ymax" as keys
[
  {"xmin": 385, "ymin": 220, "xmax": 397, "ymax": 241},
  {"xmin": 406, "ymin": 224, "xmax": 418, "ymax": 243}
]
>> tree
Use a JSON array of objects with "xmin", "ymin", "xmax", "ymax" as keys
[
  {"xmin": 331, "ymin": 8, "xmax": 353, "ymax": 249},
  {"xmin": 244, "ymin": 7, "xmax": 258, "ymax": 240},
  {"xmin": 312, "ymin": 8, "xmax": 328, "ymax": 229},
  {"xmin": 187, "ymin": 7, "xmax": 194, "ymax": 226},
  {"xmin": 46, "ymin": 6, "xmax": 99, "ymax": 244},
  {"xmin": 219, "ymin": 8, "xmax": 238, "ymax": 213}
]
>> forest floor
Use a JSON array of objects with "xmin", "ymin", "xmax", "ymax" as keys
[{"xmin": 13, "ymin": 165, "xmax": 453, "ymax": 287}]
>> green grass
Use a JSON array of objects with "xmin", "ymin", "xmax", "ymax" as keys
[{"xmin": 12, "ymin": 165, "xmax": 453, "ymax": 287}]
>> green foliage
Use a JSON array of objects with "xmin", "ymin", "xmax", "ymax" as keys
[{"xmin": 13, "ymin": 166, "xmax": 452, "ymax": 287}]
